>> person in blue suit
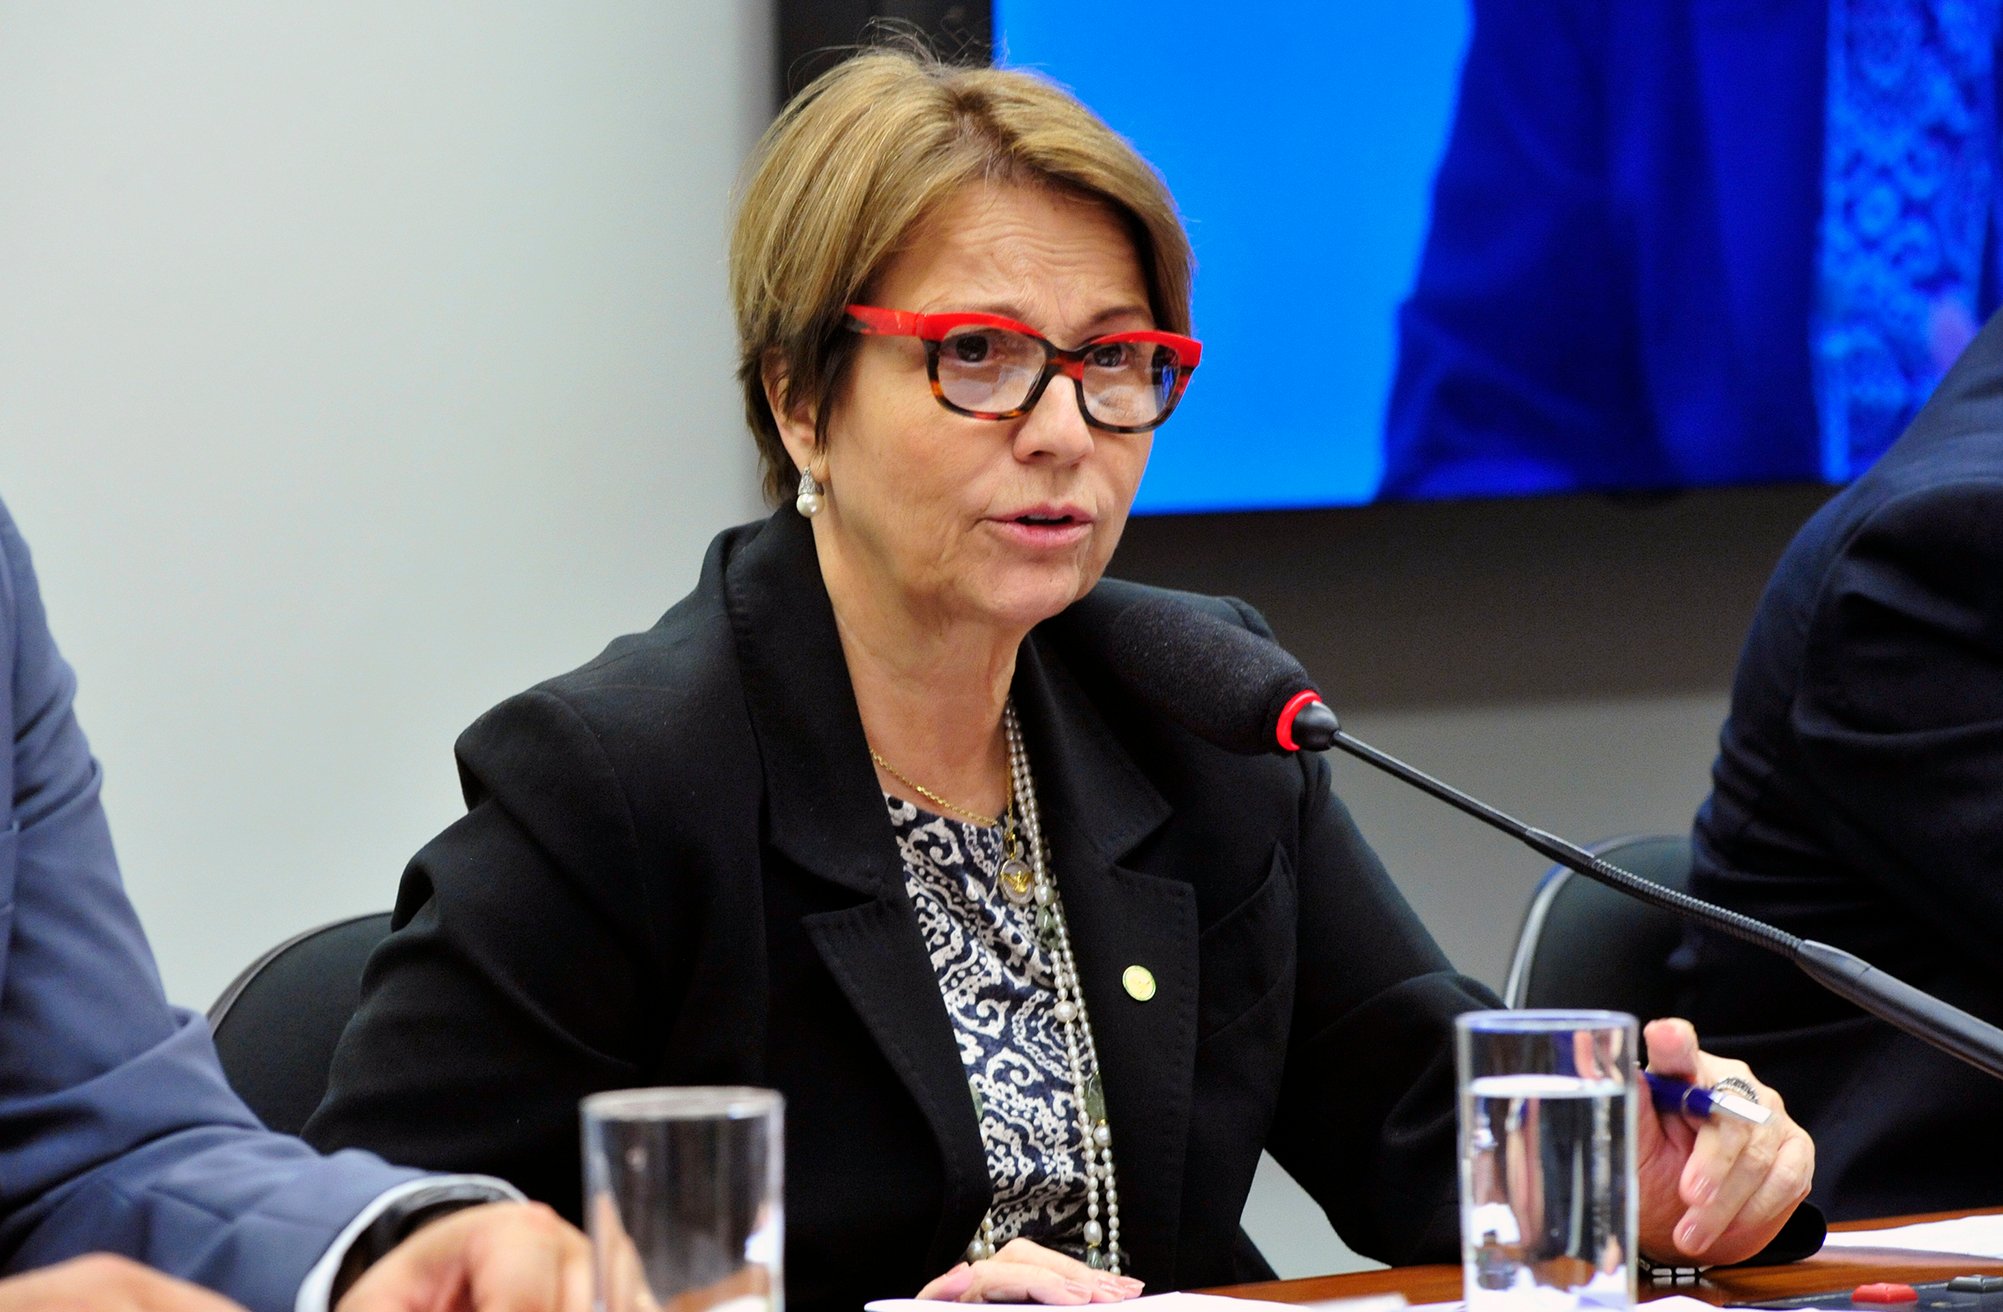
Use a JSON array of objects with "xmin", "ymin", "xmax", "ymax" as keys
[
  {"xmin": 1675, "ymin": 307, "xmax": 2003, "ymax": 1218},
  {"xmin": 0, "ymin": 494, "xmax": 591, "ymax": 1312}
]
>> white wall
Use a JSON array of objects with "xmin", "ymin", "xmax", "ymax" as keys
[{"xmin": 0, "ymin": 2, "xmax": 771, "ymax": 1008}]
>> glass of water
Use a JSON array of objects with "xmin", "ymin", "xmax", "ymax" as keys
[
  {"xmin": 1456, "ymin": 1010, "xmax": 1637, "ymax": 1312},
  {"xmin": 581, "ymin": 1086, "xmax": 784, "ymax": 1312}
]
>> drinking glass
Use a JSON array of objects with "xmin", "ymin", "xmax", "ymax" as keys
[
  {"xmin": 1456, "ymin": 1010, "xmax": 1637, "ymax": 1312},
  {"xmin": 581, "ymin": 1086, "xmax": 784, "ymax": 1312}
]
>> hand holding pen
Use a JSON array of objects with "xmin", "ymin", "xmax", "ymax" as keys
[{"xmin": 1633, "ymin": 1019, "xmax": 1813, "ymax": 1267}]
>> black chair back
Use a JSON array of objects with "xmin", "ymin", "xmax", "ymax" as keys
[
  {"xmin": 207, "ymin": 911, "xmax": 391, "ymax": 1137},
  {"xmin": 1501, "ymin": 834, "xmax": 1692, "ymax": 1017}
]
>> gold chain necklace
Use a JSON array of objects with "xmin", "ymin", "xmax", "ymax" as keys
[{"xmin": 868, "ymin": 748, "xmax": 1011, "ymax": 829}]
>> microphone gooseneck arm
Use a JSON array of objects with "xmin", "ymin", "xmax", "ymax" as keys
[
  {"xmin": 1291, "ymin": 702, "xmax": 2003, "ymax": 1083},
  {"xmin": 1085, "ymin": 589, "xmax": 2003, "ymax": 1083}
]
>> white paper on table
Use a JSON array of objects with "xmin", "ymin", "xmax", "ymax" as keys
[
  {"xmin": 867, "ymin": 1292, "xmax": 1406, "ymax": 1312},
  {"xmin": 1818, "ymin": 1215, "xmax": 2003, "ymax": 1261}
]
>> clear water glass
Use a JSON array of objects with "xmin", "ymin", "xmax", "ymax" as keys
[
  {"xmin": 1456, "ymin": 1010, "xmax": 1637, "ymax": 1312},
  {"xmin": 581, "ymin": 1086, "xmax": 784, "ymax": 1312}
]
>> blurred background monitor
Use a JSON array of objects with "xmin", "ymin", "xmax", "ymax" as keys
[{"xmin": 784, "ymin": 2, "xmax": 1964, "ymax": 514}]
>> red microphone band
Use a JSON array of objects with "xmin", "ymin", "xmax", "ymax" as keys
[{"xmin": 1275, "ymin": 689, "xmax": 1324, "ymax": 753}]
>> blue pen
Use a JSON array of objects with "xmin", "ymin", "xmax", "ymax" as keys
[{"xmin": 1644, "ymin": 1071, "xmax": 1772, "ymax": 1126}]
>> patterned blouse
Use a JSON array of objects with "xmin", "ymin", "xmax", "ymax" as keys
[{"xmin": 884, "ymin": 793, "xmax": 1091, "ymax": 1253}]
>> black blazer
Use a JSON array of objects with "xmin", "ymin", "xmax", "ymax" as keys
[
  {"xmin": 1678, "ymin": 310, "xmax": 2003, "ymax": 1218},
  {"xmin": 307, "ymin": 509, "xmax": 1494, "ymax": 1308}
]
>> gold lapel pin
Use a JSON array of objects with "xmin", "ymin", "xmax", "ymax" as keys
[{"xmin": 1122, "ymin": 965, "xmax": 1157, "ymax": 1002}]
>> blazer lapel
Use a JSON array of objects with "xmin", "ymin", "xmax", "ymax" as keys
[
  {"xmin": 799, "ymin": 898, "xmax": 995, "ymax": 1268},
  {"xmin": 1012, "ymin": 640, "xmax": 1188, "ymax": 1282},
  {"xmin": 722, "ymin": 511, "xmax": 992, "ymax": 1266}
]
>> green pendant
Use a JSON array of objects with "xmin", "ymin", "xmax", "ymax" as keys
[
  {"xmin": 1085, "ymin": 1071, "xmax": 1106, "ymax": 1123},
  {"xmin": 969, "ymin": 1079, "xmax": 985, "ymax": 1122},
  {"xmin": 1036, "ymin": 905, "xmax": 1057, "ymax": 944},
  {"xmin": 1086, "ymin": 1248, "xmax": 1107, "ymax": 1270}
]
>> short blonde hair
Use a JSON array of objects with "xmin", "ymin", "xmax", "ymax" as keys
[{"xmin": 730, "ymin": 48, "xmax": 1195, "ymax": 504}]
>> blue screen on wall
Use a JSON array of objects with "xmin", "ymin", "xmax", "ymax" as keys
[{"xmin": 993, "ymin": 2, "xmax": 1985, "ymax": 513}]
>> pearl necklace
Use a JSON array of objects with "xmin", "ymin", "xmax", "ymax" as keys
[{"xmin": 966, "ymin": 702, "xmax": 1123, "ymax": 1273}]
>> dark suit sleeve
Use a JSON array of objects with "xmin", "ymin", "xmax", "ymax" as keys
[
  {"xmin": 1382, "ymin": 0, "xmax": 1657, "ymax": 499},
  {"xmin": 306, "ymin": 688, "xmax": 662, "ymax": 1219},
  {"xmin": 1790, "ymin": 478, "xmax": 2003, "ymax": 948},
  {"xmin": 1263, "ymin": 739, "xmax": 1496, "ymax": 1263}
]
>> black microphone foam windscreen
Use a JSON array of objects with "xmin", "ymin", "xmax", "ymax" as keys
[{"xmin": 1085, "ymin": 590, "xmax": 1319, "ymax": 756}]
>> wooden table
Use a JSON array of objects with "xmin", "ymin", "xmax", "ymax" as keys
[{"xmin": 1211, "ymin": 1211, "xmax": 2003, "ymax": 1307}]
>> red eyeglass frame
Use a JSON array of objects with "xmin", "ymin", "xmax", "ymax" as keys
[{"xmin": 843, "ymin": 304, "xmax": 1203, "ymax": 433}]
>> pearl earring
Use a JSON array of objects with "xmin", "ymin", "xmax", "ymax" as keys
[{"xmin": 795, "ymin": 467, "xmax": 824, "ymax": 517}]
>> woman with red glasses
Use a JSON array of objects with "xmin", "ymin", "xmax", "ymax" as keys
[{"xmin": 306, "ymin": 46, "xmax": 1814, "ymax": 1310}]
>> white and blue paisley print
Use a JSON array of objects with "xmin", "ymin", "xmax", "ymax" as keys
[{"xmin": 885, "ymin": 793, "xmax": 1090, "ymax": 1253}]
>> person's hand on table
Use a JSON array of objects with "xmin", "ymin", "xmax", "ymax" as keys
[
  {"xmin": 1636, "ymin": 1018, "xmax": 1815, "ymax": 1266},
  {"xmin": 337, "ymin": 1201, "xmax": 591, "ymax": 1312},
  {"xmin": 0, "ymin": 1255, "xmax": 248, "ymax": 1312},
  {"xmin": 918, "ymin": 1239, "xmax": 1144, "ymax": 1304}
]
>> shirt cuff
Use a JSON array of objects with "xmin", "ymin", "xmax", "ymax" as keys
[{"xmin": 295, "ymin": 1175, "xmax": 522, "ymax": 1312}]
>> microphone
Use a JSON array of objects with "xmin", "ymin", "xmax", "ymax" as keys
[
  {"xmin": 1077, "ymin": 588, "xmax": 2003, "ymax": 1084},
  {"xmin": 1082, "ymin": 583, "xmax": 1340, "ymax": 754}
]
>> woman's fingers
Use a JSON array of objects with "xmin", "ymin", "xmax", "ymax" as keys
[
  {"xmin": 1680, "ymin": 1072, "xmax": 1784, "ymax": 1201},
  {"xmin": 1642, "ymin": 1017, "xmax": 1701, "ymax": 1078},
  {"xmin": 990, "ymin": 1239, "xmax": 1143, "ymax": 1302},
  {"xmin": 1749, "ymin": 1130, "xmax": 1817, "ymax": 1227},
  {"xmin": 1670, "ymin": 1110, "xmax": 1768, "ymax": 1253},
  {"xmin": 1671, "ymin": 1065, "xmax": 1810, "ymax": 1261},
  {"xmin": 917, "ymin": 1265, "xmax": 979, "ymax": 1302},
  {"xmin": 1638, "ymin": 1018, "xmax": 1815, "ymax": 1266},
  {"xmin": 1698, "ymin": 1128, "xmax": 1817, "ymax": 1263},
  {"xmin": 916, "ymin": 1239, "xmax": 1143, "ymax": 1304},
  {"xmin": 963, "ymin": 1261, "xmax": 1098, "ymax": 1305}
]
